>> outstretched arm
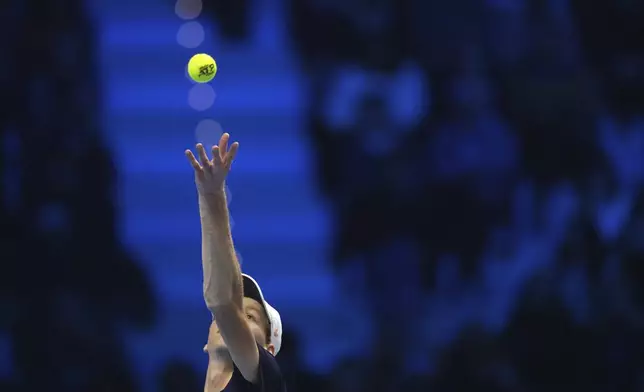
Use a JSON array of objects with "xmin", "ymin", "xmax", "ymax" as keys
[
  {"xmin": 186, "ymin": 134, "xmax": 260, "ymax": 383},
  {"xmin": 197, "ymin": 180, "xmax": 241, "ymax": 311}
]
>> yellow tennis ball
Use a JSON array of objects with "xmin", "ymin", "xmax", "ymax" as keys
[{"xmin": 187, "ymin": 53, "xmax": 217, "ymax": 83}]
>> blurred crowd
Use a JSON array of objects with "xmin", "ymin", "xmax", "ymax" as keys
[
  {"xmin": 0, "ymin": 1, "xmax": 158, "ymax": 391},
  {"xmin": 2, "ymin": 0, "xmax": 644, "ymax": 391},
  {"xmin": 0, "ymin": 1, "xmax": 157, "ymax": 391},
  {"xmin": 285, "ymin": 0, "xmax": 644, "ymax": 390}
]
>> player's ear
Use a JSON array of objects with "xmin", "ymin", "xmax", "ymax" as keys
[
  {"xmin": 266, "ymin": 343, "xmax": 275, "ymax": 356},
  {"xmin": 203, "ymin": 344, "xmax": 208, "ymax": 353}
]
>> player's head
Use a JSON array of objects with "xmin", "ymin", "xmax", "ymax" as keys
[
  {"xmin": 206, "ymin": 274, "xmax": 283, "ymax": 356},
  {"xmin": 240, "ymin": 274, "xmax": 282, "ymax": 355}
]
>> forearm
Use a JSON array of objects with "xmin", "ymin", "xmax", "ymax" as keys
[{"xmin": 199, "ymin": 189, "xmax": 243, "ymax": 311}]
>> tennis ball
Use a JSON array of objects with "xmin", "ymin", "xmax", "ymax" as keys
[{"xmin": 187, "ymin": 53, "xmax": 217, "ymax": 83}]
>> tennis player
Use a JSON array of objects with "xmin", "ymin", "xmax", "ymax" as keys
[{"xmin": 185, "ymin": 134, "xmax": 287, "ymax": 392}]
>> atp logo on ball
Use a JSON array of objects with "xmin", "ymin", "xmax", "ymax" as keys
[
  {"xmin": 199, "ymin": 64, "xmax": 215, "ymax": 77},
  {"xmin": 188, "ymin": 53, "xmax": 217, "ymax": 83}
]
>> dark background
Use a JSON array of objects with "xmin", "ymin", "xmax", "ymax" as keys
[{"xmin": 2, "ymin": 0, "xmax": 644, "ymax": 391}]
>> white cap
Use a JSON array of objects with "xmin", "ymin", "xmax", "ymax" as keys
[{"xmin": 242, "ymin": 274, "xmax": 283, "ymax": 355}]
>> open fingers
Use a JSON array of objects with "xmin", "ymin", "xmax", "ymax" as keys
[
  {"xmin": 218, "ymin": 133, "xmax": 229, "ymax": 159},
  {"xmin": 185, "ymin": 149, "xmax": 202, "ymax": 171},
  {"xmin": 196, "ymin": 143, "xmax": 210, "ymax": 166},
  {"xmin": 225, "ymin": 142, "xmax": 239, "ymax": 167},
  {"xmin": 211, "ymin": 145, "xmax": 223, "ymax": 167}
]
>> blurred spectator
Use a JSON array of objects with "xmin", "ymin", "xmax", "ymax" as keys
[
  {"xmin": 314, "ymin": 69, "xmax": 424, "ymax": 264},
  {"xmin": 420, "ymin": 45, "xmax": 518, "ymax": 280},
  {"xmin": 488, "ymin": 0, "xmax": 600, "ymax": 192},
  {"xmin": 309, "ymin": 64, "xmax": 428, "ymax": 389},
  {"xmin": 311, "ymin": 64, "xmax": 427, "ymax": 200}
]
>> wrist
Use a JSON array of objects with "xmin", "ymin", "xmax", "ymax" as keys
[
  {"xmin": 199, "ymin": 187, "xmax": 226, "ymax": 199},
  {"xmin": 199, "ymin": 188, "xmax": 228, "ymax": 214}
]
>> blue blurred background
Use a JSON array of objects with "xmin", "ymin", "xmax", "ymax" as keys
[{"xmin": 2, "ymin": 0, "xmax": 644, "ymax": 390}]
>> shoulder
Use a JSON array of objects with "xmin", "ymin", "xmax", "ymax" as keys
[
  {"xmin": 227, "ymin": 345, "xmax": 286, "ymax": 392},
  {"xmin": 255, "ymin": 345, "xmax": 286, "ymax": 391}
]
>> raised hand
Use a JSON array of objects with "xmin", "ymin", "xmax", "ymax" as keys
[{"xmin": 185, "ymin": 133, "xmax": 239, "ymax": 195}]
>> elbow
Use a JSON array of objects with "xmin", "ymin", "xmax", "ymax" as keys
[
  {"xmin": 205, "ymin": 296, "xmax": 226, "ymax": 313},
  {"xmin": 203, "ymin": 273, "xmax": 243, "ymax": 312},
  {"xmin": 208, "ymin": 302, "xmax": 240, "ymax": 320},
  {"xmin": 203, "ymin": 288, "xmax": 235, "ymax": 314}
]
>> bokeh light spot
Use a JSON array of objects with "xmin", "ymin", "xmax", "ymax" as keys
[
  {"xmin": 188, "ymin": 83, "xmax": 216, "ymax": 111},
  {"xmin": 175, "ymin": 0, "xmax": 203, "ymax": 20},
  {"xmin": 176, "ymin": 21, "xmax": 205, "ymax": 48}
]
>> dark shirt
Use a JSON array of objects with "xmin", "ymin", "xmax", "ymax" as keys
[{"xmin": 223, "ymin": 344, "xmax": 287, "ymax": 392}]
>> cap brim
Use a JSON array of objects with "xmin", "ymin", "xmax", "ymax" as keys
[
  {"xmin": 242, "ymin": 274, "xmax": 267, "ymax": 313},
  {"xmin": 241, "ymin": 274, "xmax": 283, "ymax": 355}
]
